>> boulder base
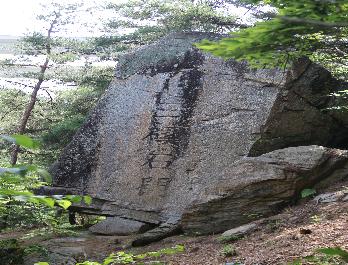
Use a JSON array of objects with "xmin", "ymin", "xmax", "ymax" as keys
[{"xmin": 181, "ymin": 146, "xmax": 348, "ymax": 233}]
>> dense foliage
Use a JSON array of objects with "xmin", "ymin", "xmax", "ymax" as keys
[
  {"xmin": 197, "ymin": 0, "xmax": 348, "ymax": 77},
  {"xmin": 0, "ymin": 1, "xmax": 112, "ymax": 233},
  {"xmin": 0, "ymin": 135, "xmax": 93, "ymax": 233}
]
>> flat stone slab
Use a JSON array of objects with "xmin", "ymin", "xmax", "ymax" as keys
[
  {"xmin": 222, "ymin": 223, "xmax": 257, "ymax": 238},
  {"xmin": 313, "ymin": 190, "xmax": 348, "ymax": 204},
  {"xmin": 89, "ymin": 216, "xmax": 151, "ymax": 236},
  {"xmin": 132, "ymin": 221, "xmax": 181, "ymax": 247}
]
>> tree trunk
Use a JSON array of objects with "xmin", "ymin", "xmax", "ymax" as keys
[
  {"xmin": 10, "ymin": 19, "xmax": 57, "ymax": 165},
  {"xmin": 10, "ymin": 78, "xmax": 45, "ymax": 165}
]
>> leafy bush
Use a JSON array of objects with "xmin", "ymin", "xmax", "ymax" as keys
[
  {"xmin": 221, "ymin": 244, "xmax": 237, "ymax": 257},
  {"xmin": 24, "ymin": 244, "xmax": 49, "ymax": 257},
  {"xmin": 289, "ymin": 247, "xmax": 348, "ymax": 264},
  {"xmin": 301, "ymin": 188, "xmax": 316, "ymax": 198},
  {"xmin": 0, "ymin": 239, "xmax": 24, "ymax": 265},
  {"xmin": 0, "ymin": 135, "xmax": 92, "ymax": 230},
  {"xmin": 218, "ymin": 234, "xmax": 243, "ymax": 243}
]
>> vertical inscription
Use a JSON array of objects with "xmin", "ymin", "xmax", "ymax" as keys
[{"xmin": 139, "ymin": 69, "xmax": 202, "ymax": 196}]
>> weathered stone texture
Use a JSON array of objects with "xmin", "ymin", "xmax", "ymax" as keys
[
  {"xmin": 89, "ymin": 217, "xmax": 152, "ymax": 235},
  {"xmin": 47, "ymin": 32, "xmax": 348, "ymax": 237},
  {"xmin": 181, "ymin": 146, "xmax": 348, "ymax": 233},
  {"xmin": 221, "ymin": 223, "xmax": 257, "ymax": 238}
]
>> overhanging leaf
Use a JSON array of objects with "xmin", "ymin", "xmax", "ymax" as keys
[
  {"xmin": 0, "ymin": 134, "xmax": 40, "ymax": 149},
  {"xmin": 83, "ymin": 195, "xmax": 92, "ymax": 205},
  {"xmin": 0, "ymin": 189, "xmax": 33, "ymax": 197},
  {"xmin": 57, "ymin": 199, "xmax": 72, "ymax": 210},
  {"xmin": 37, "ymin": 169, "xmax": 52, "ymax": 183},
  {"xmin": 35, "ymin": 196, "xmax": 55, "ymax": 208},
  {"xmin": 65, "ymin": 195, "xmax": 82, "ymax": 203}
]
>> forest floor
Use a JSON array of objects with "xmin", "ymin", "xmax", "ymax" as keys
[
  {"xmin": 138, "ymin": 179, "xmax": 348, "ymax": 265},
  {"xmin": 1, "ymin": 179, "xmax": 348, "ymax": 265}
]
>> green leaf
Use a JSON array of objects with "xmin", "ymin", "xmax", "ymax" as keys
[
  {"xmin": 1, "ymin": 134, "xmax": 40, "ymax": 149},
  {"xmin": 0, "ymin": 189, "xmax": 33, "ymax": 196},
  {"xmin": 134, "ymin": 253, "xmax": 147, "ymax": 259},
  {"xmin": 76, "ymin": 261, "xmax": 102, "ymax": 265},
  {"xmin": 34, "ymin": 262, "xmax": 50, "ymax": 265},
  {"xmin": 83, "ymin": 195, "xmax": 92, "ymax": 205},
  {"xmin": 76, "ymin": 262, "xmax": 101, "ymax": 265},
  {"xmin": 57, "ymin": 199, "xmax": 72, "ymax": 210},
  {"xmin": 301, "ymin": 188, "xmax": 316, "ymax": 198},
  {"xmin": 318, "ymin": 247, "xmax": 348, "ymax": 262},
  {"xmin": 174, "ymin": 245, "xmax": 185, "ymax": 252},
  {"xmin": 102, "ymin": 253, "xmax": 116, "ymax": 265},
  {"xmin": 35, "ymin": 197, "xmax": 55, "ymax": 208},
  {"xmin": 37, "ymin": 169, "xmax": 52, "ymax": 183},
  {"xmin": 28, "ymin": 197, "xmax": 40, "ymax": 205},
  {"xmin": 65, "ymin": 195, "xmax": 82, "ymax": 203},
  {"xmin": 147, "ymin": 251, "xmax": 161, "ymax": 257}
]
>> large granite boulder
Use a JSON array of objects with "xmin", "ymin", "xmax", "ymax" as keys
[{"xmin": 44, "ymin": 32, "xmax": 348, "ymax": 236}]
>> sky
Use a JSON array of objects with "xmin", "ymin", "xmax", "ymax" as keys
[
  {"xmin": 0, "ymin": 0, "xmax": 37, "ymax": 35},
  {"xmin": 0, "ymin": 0, "xmax": 114, "ymax": 37},
  {"xmin": 0, "ymin": 0, "xmax": 250, "ymax": 37}
]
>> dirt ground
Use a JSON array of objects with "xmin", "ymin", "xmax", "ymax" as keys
[
  {"xmin": 121, "ymin": 177, "xmax": 348, "ymax": 265},
  {"xmin": 140, "ymin": 199, "xmax": 348, "ymax": 264}
]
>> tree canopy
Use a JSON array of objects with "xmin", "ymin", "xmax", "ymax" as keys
[
  {"xmin": 96, "ymin": 0, "xmax": 241, "ymax": 52},
  {"xmin": 197, "ymin": 0, "xmax": 348, "ymax": 77}
]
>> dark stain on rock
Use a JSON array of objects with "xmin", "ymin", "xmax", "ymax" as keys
[
  {"xmin": 141, "ymin": 48, "xmax": 204, "ymax": 170},
  {"xmin": 50, "ymin": 99, "xmax": 107, "ymax": 190},
  {"xmin": 173, "ymin": 69, "xmax": 203, "ymax": 158},
  {"xmin": 143, "ymin": 68, "xmax": 202, "ymax": 169}
]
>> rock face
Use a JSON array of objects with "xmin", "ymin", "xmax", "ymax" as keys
[
  {"xmin": 180, "ymin": 145, "xmax": 348, "ymax": 233},
  {"xmin": 46, "ymin": 32, "xmax": 348, "ymax": 236}
]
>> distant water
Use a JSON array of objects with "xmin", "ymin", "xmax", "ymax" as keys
[
  {"xmin": 0, "ymin": 77, "xmax": 77, "ymax": 98},
  {"xmin": 0, "ymin": 46, "xmax": 116, "ymax": 97}
]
